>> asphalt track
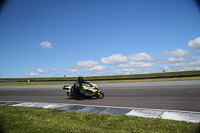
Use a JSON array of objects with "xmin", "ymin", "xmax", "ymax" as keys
[{"xmin": 0, "ymin": 80, "xmax": 200, "ymax": 112}]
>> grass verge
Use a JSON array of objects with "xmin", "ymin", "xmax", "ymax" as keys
[
  {"xmin": 0, "ymin": 76, "xmax": 200, "ymax": 86},
  {"xmin": 0, "ymin": 105, "xmax": 199, "ymax": 133},
  {"xmin": 1, "ymin": 71, "xmax": 200, "ymax": 81}
]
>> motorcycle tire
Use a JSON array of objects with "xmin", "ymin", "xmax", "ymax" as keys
[
  {"xmin": 67, "ymin": 92, "xmax": 74, "ymax": 98},
  {"xmin": 96, "ymin": 92, "xmax": 104, "ymax": 99}
]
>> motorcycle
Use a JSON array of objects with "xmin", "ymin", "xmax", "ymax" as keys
[{"xmin": 63, "ymin": 83, "xmax": 104, "ymax": 99}]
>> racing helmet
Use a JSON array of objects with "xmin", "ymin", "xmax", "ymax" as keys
[{"xmin": 78, "ymin": 76, "xmax": 84, "ymax": 83}]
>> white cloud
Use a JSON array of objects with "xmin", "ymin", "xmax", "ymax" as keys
[
  {"xmin": 168, "ymin": 57, "xmax": 184, "ymax": 63},
  {"xmin": 157, "ymin": 59, "xmax": 167, "ymax": 64},
  {"xmin": 84, "ymin": 65, "xmax": 108, "ymax": 71},
  {"xmin": 175, "ymin": 60, "xmax": 200, "ymax": 67},
  {"xmin": 158, "ymin": 57, "xmax": 184, "ymax": 64},
  {"xmin": 121, "ymin": 68, "xmax": 135, "ymax": 72},
  {"xmin": 112, "ymin": 70, "xmax": 124, "ymax": 75},
  {"xmin": 128, "ymin": 52, "xmax": 154, "ymax": 62},
  {"xmin": 158, "ymin": 48, "xmax": 189, "ymax": 64},
  {"xmin": 188, "ymin": 37, "xmax": 200, "ymax": 49},
  {"xmin": 118, "ymin": 61, "xmax": 153, "ymax": 68},
  {"xmin": 183, "ymin": 67, "xmax": 200, "ymax": 71},
  {"xmin": 77, "ymin": 60, "xmax": 99, "ymax": 68},
  {"xmin": 92, "ymin": 71, "xmax": 108, "ymax": 76},
  {"xmin": 101, "ymin": 54, "xmax": 128, "ymax": 65},
  {"xmin": 40, "ymin": 41, "xmax": 53, "ymax": 49},
  {"xmin": 163, "ymin": 48, "xmax": 188, "ymax": 57},
  {"xmin": 36, "ymin": 68, "xmax": 48, "ymax": 73},
  {"xmin": 65, "ymin": 69, "xmax": 80, "ymax": 73},
  {"xmin": 24, "ymin": 72, "xmax": 38, "ymax": 78},
  {"xmin": 112, "ymin": 69, "xmax": 134, "ymax": 75},
  {"xmin": 50, "ymin": 68, "xmax": 57, "ymax": 72}
]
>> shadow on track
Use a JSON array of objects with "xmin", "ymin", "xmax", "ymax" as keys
[{"xmin": 65, "ymin": 97, "xmax": 100, "ymax": 101}]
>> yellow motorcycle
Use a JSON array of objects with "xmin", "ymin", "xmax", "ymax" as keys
[{"xmin": 63, "ymin": 83, "xmax": 104, "ymax": 99}]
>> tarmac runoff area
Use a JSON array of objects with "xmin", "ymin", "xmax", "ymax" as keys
[{"xmin": 0, "ymin": 101, "xmax": 200, "ymax": 123}]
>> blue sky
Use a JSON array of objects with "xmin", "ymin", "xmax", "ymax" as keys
[{"xmin": 0, "ymin": 0, "xmax": 200, "ymax": 78}]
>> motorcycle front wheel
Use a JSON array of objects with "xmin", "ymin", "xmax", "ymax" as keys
[
  {"xmin": 67, "ymin": 92, "xmax": 74, "ymax": 98},
  {"xmin": 96, "ymin": 92, "xmax": 104, "ymax": 99}
]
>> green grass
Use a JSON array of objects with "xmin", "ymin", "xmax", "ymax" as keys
[
  {"xmin": 1, "ymin": 70, "xmax": 200, "ymax": 82},
  {"xmin": 1, "ymin": 71, "xmax": 200, "ymax": 86},
  {"xmin": 0, "ymin": 105, "xmax": 199, "ymax": 133},
  {"xmin": 0, "ymin": 76, "xmax": 200, "ymax": 86}
]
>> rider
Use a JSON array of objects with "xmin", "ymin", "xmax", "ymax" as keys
[{"xmin": 72, "ymin": 76, "xmax": 91, "ymax": 99}]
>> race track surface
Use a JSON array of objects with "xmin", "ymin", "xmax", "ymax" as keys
[{"xmin": 0, "ymin": 80, "xmax": 200, "ymax": 112}]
